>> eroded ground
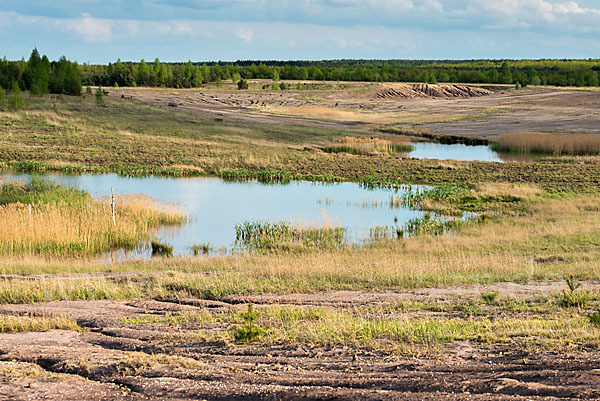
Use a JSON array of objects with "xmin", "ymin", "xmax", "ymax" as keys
[
  {"xmin": 1, "ymin": 282, "xmax": 599, "ymax": 400},
  {"xmin": 110, "ymin": 82, "xmax": 600, "ymax": 138}
]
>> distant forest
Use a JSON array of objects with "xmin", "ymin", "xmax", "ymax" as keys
[{"xmin": 2, "ymin": 49, "xmax": 600, "ymax": 94}]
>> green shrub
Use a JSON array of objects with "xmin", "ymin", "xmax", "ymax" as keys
[
  {"xmin": 587, "ymin": 311, "xmax": 600, "ymax": 327},
  {"xmin": 237, "ymin": 79, "xmax": 248, "ymax": 90},
  {"xmin": 557, "ymin": 275, "xmax": 590, "ymax": 308},
  {"xmin": 95, "ymin": 86, "xmax": 104, "ymax": 104},
  {"xmin": 233, "ymin": 304, "xmax": 268, "ymax": 343},
  {"xmin": 480, "ymin": 291, "xmax": 499, "ymax": 305}
]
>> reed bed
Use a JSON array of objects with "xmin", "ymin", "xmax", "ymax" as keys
[
  {"xmin": 492, "ymin": 132, "xmax": 600, "ymax": 155},
  {"xmin": 323, "ymin": 136, "xmax": 413, "ymax": 156},
  {"xmin": 0, "ymin": 179, "xmax": 184, "ymax": 256}
]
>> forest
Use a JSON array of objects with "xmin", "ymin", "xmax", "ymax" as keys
[
  {"xmin": 0, "ymin": 49, "xmax": 81, "ymax": 96},
  {"xmin": 2, "ymin": 49, "xmax": 599, "ymax": 93}
]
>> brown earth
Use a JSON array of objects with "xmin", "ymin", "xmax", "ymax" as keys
[
  {"xmin": 1, "ymin": 282, "xmax": 599, "ymax": 400},
  {"xmin": 107, "ymin": 83, "xmax": 600, "ymax": 139}
]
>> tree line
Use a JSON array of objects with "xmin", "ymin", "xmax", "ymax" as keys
[
  {"xmin": 81, "ymin": 58, "xmax": 600, "ymax": 88},
  {"xmin": 1, "ymin": 50, "xmax": 599, "ymax": 97}
]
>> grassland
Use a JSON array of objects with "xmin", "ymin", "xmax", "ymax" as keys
[
  {"xmin": 0, "ymin": 92, "xmax": 599, "ymax": 193},
  {"xmin": 1, "ymin": 85, "xmax": 600, "ymax": 399}
]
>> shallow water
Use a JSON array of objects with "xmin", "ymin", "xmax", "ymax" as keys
[
  {"xmin": 2, "ymin": 173, "xmax": 436, "ymax": 260},
  {"xmin": 404, "ymin": 142, "xmax": 534, "ymax": 162}
]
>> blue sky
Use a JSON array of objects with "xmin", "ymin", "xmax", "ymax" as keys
[{"xmin": 1, "ymin": 0, "xmax": 599, "ymax": 63}]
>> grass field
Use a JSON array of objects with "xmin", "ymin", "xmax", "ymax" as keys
[{"xmin": 1, "ymin": 85, "xmax": 600, "ymax": 398}]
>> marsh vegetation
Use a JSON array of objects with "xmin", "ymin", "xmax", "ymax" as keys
[
  {"xmin": 0, "ymin": 177, "xmax": 183, "ymax": 256},
  {"xmin": 492, "ymin": 132, "xmax": 600, "ymax": 155}
]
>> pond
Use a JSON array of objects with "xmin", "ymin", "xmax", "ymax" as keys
[
  {"xmin": 403, "ymin": 142, "xmax": 534, "ymax": 162},
  {"xmin": 1, "ymin": 172, "xmax": 448, "ymax": 260}
]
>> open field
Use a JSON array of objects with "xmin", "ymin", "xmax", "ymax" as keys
[
  {"xmin": 111, "ymin": 82, "xmax": 600, "ymax": 139},
  {"xmin": 1, "ymin": 81, "xmax": 600, "ymax": 399},
  {"xmin": 1, "ymin": 86, "xmax": 600, "ymax": 192}
]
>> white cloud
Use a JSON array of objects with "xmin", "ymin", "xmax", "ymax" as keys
[
  {"xmin": 63, "ymin": 13, "xmax": 113, "ymax": 42},
  {"xmin": 233, "ymin": 27, "xmax": 254, "ymax": 43}
]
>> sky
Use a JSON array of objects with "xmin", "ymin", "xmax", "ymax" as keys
[{"xmin": 0, "ymin": 0, "xmax": 599, "ymax": 63}]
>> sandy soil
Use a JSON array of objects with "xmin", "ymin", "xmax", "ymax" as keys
[
  {"xmin": 107, "ymin": 84, "xmax": 600, "ymax": 139},
  {"xmin": 1, "ymin": 282, "xmax": 599, "ymax": 400}
]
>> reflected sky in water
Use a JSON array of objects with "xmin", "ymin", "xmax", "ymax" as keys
[
  {"xmin": 2, "ymin": 173, "xmax": 428, "ymax": 259},
  {"xmin": 405, "ymin": 142, "xmax": 534, "ymax": 162}
]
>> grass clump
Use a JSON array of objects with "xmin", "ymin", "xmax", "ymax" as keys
[
  {"xmin": 151, "ymin": 240, "xmax": 174, "ymax": 257},
  {"xmin": 322, "ymin": 136, "xmax": 414, "ymax": 156},
  {"xmin": 557, "ymin": 275, "xmax": 590, "ymax": 308},
  {"xmin": 192, "ymin": 243, "xmax": 211, "ymax": 256},
  {"xmin": 480, "ymin": 291, "xmax": 500, "ymax": 305},
  {"xmin": 0, "ymin": 314, "xmax": 80, "ymax": 333},
  {"xmin": 492, "ymin": 132, "xmax": 600, "ymax": 155},
  {"xmin": 233, "ymin": 304, "xmax": 269, "ymax": 343},
  {"xmin": 0, "ymin": 176, "xmax": 87, "ymax": 206},
  {"xmin": 588, "ymin": 310, "xmax": 600, "ymax": 327},
  {"xmin": 235, "ymin": 221, "xmax": 348, "ymax": 253}
]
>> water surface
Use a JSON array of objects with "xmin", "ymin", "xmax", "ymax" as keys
[
  {"xmin": 404, "ymin": 142, "xmax": 534, "ymax": 162},
  {"xmin": 2, "ymin": 173, "xmax": 433, "ymax": 260}
]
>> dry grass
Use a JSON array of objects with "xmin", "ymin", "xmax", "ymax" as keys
[
  {"xmin": 256, "ymin": 104, "xmax": 461, "ymax": 124},
  {"xmin": 0, "ymin": 314, "xmax": 80, "ymax": 333},
  {"xmin": 493, "ymin": 132, "xmax": 600, "ymax": 155},
  {"xmin": 323, "ymin": 135, "xmax": 413, "ymax": 156},
  {"xmin": 0, "ymin": 194, "xmax": 598, "ymax": 304},
  {"xmin": 0, "ymin": 194, "xmax": 183, "ymax": 256},
  {"xmin": 473, "ymin": 183, "xmax": 544, "ymax": 199}
]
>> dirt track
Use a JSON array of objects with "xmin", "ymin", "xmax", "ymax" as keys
[{"xmin": 1, "ymin": 283, "xmax": 599, "ymax": 400}]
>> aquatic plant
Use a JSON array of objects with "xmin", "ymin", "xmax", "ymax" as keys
[
  {"xmin": 151, "ymin": 240, "xmax": 174, "ymax": 257},
  {"xmin": 192, "ymin": 243, "xmax": 211, "ymax": 256},
  {"xmin": 235, "ymin": 221, "xmax": 348, "ymax": 252},
  {"xmin": 402, "ymin": 213, "xmax": 464, "ymax": 236}
]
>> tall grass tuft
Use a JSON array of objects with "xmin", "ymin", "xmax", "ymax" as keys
[{"xmin": 492, "ymin": 132, "xmax": 600, "ymax": 155}]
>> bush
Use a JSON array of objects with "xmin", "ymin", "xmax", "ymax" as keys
[
  {"xmin": 95, "ymin": 86, "xmax": 104, "ymax": 104},
  {"xmin": 233, "ymin": 304, "xmax": 268, "ymax": 343},
  {"xmin": 557, "ymin": 275, "xmax": 590, "ymax": 308},
  {"xmin": 237, "ymin": 79, "xmax": 248, "ymax": 90}
]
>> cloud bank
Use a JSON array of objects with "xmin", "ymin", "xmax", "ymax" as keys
[{"xmin": 0, "ymin": 0, "xmax": 598, "ymax": 62}]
